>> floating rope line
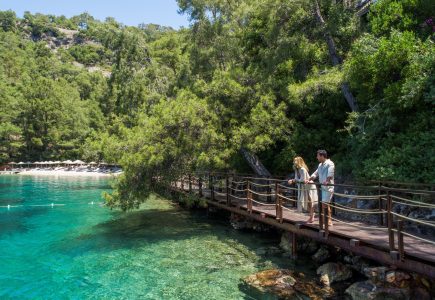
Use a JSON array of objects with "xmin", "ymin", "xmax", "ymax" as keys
[{"xmin": 0, "ymin": 202, "xmax": 104, "ymax": 209}]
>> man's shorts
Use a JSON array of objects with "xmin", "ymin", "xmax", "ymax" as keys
[{"xmin": 321, "ymin": 187, "xmax": 334, "ymax": 203}]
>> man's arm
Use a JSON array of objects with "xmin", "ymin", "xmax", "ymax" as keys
[
  {"xmin": 308, "ymin": 167, "xmax": 319, "ymax": 182},
  {"xmin": 326, "ymin": 161, "xmax": 335, "ymax": 183}
]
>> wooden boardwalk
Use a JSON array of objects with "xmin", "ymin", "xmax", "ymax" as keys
[{"xmin": 176, "ymin": 173, "xmax": 435, "ymax": 278}]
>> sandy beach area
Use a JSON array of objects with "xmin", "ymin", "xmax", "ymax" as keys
[{"xmin": 4, "ymin": 170, "xmax": 122, "ymax": 177}]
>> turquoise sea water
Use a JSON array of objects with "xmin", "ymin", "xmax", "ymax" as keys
[{"xmin": 0, "ymin": 175, "xmax": 315, "ymax": 299}]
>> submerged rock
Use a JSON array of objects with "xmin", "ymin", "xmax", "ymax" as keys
[
  {"xmin": 255, "ymin": 246, "xmax": 284, "ymax": 256},
  {"xmin": 242, "ymin": 269, "xmax": 328, "ymax": 300},
  {"xmin": 345, "ymin": 280, "xmax": 410, "ymax": 300},
  {"xmin": 242, "ymin": 269, "xmax": 297, "ymax": 299},
  {"xmin": 317, "ymin": 262, "xmax": 353, "ymax": 286}
]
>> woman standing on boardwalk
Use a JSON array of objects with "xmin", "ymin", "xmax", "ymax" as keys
[{"xmin": 288, "ymin": 157, "xmax": 318, "ymax": 221}]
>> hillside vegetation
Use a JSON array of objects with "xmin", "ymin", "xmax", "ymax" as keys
[{"xmin": 0, "ymin": 0, "xmax": 434, "ymax": 209}]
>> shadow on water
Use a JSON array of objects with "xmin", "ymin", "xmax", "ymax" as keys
[
  {"xmin": 0, "ymin": 207, "xmax": 51, "ymax": 237},
  {"xmin": 55, "ymin": 207, "xmax": 217, "ymax": 255}
]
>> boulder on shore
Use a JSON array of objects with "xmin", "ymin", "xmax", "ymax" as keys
[
  {"xmin": 312, "ymin": 246, "xmax": 330, "ymax": 263},
  {"xmin": 316, "ymin": 262, "xmax": 353, "ymax": 286}
]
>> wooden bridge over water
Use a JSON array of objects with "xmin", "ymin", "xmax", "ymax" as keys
[{"xmin": 174, "ymin": 172, "xmax": 435, "ymax": 278}]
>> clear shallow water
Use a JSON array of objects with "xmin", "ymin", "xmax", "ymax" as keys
[{"xmin": 0, "ymin": 175, "xmax": 315, "ymax": 299}]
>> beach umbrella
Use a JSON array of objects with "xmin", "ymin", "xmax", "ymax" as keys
[
  {"xmin": 18, "ymin": 162, "xmax": 24, "ymax": 165},
  {"xmin": 73, "ymin": 160, "xmax": 85, "ymax": 164},
  {"xmin": 8, "ymin": 162, "xmax": 16, "ymax": 165},
  {"xmin": 63, "ymin": 160, "xmax": 73, "ymax": 164},
  {"xmin": 89, "ymin": 162, "xmax": 97, "ymax": 165}
]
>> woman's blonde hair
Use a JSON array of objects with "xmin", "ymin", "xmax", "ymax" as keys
[{"xmin": 293, "ymin": 156, "xmax": 309, "ymax": 172}]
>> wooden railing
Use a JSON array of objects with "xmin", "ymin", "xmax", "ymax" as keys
[{"xmin": 176, "ymin": 172, "xmax": 435, "ymax": 261}]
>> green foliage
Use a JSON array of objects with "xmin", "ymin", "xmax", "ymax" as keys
[
  {"xmin": 1, "ymin": 1, "xmax": 433, "ymax": 209},
  {"xmin": 369, "ymin": 0, "xmax": 435, "ymax": 38},
  {"xmin": 0, "ymin": 10, "xmax": 17, "ymax": 32},
  {"xmin": 68, "ymin": 44, "xmax": 111, "ymax": 66}
]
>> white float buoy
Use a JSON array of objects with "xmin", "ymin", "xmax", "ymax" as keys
[
  {"xmin": 51, "ymin": 203, "xmax": 54, "ymax": 208},
  {"xmin": 7, "ymin": 204, "xmax": 10, "ymax": 210}
]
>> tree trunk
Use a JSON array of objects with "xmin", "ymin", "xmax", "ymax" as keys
[
  {"xmin": 240, "ymin": 148, "xmax": 272, "ymax": 177},
  {"xmin": 314, "ymin": 0, "xmax": 358, "ymax": 112}
]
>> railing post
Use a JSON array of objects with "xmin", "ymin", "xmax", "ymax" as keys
[
  {"xmin": 293, "ymin": 182, "xmax": 297, "ymax": 208},
  {"xmin": 378, "ymin": 182, "xmax": 384, "ymax": 226},
  {"xmin": 199, "ymin": 176, "xmax": 203, "ymax": 197},
  {"xmin": 387, "ymin": 191, "xmax": 395, "ymax": 251},
  {"xmin": 397, "ymin": 219, "xmax": 404, "ymax": 261},
  {"xmin": 247, "ymin": 180, "xmax": 252, "ymax": 213},
  {"xmin": 226, "ymin": 174, "xmax": 230, "ymax": 206},
  {"xmin": 275, "ymin": 182, "xmax": 280, "ymax": 221},
  {"xmin": 331, "ymin": 191, "xmax": 335, "ymax": 216},
  {"xmin": 188, "ymin": 174, "xmax": 192, "ymax": 193},
  {"xmin": 279, "ymin": 190, "xmax": 283, "ymax": 223},
  {"xmin": 210, "ymin": 173, "xmax": 215, "ymax": 201},
  {"xmin": 318, "ymin": 184, "xmax": 324, "ymax": 230},
  {"xmin": 324, "ymin": 204, "xmax": 329, "ymax": 238}
]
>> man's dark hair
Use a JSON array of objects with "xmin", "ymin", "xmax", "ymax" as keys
[{"xmin": 317, "ymin": 149, "xmax": 328, "ymax": 158}]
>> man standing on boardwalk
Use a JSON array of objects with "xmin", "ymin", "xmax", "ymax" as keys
[{"xmin": 306, "ymin": 150, "xmax": 335, "ymax": 226}]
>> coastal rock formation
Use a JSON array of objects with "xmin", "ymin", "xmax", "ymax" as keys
[
  {"xmin": 343, "ymin": 254, "xmax": 371, "ymax": 273},
  {"xmin": 347, "ymin": 267, "xmax": 433, "ymax": 300},
  {"xmin": 345, "ymin": 280, "xmax": 410, "ymax": 300},
  {"xmin": 317, "ymin": 262, "xmax": 353, "ymax": 286}
]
